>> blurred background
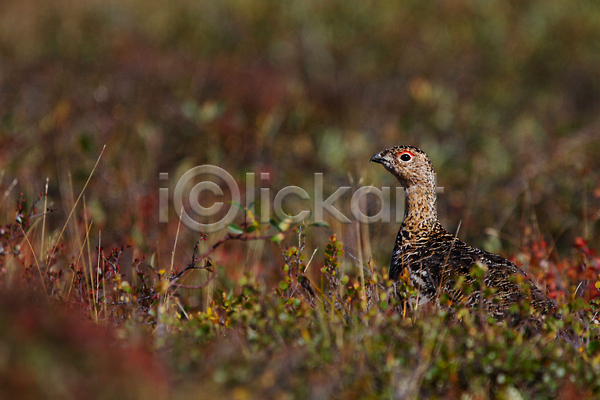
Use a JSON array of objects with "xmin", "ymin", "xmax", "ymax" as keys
[{"xmin": 1, "ymin": 0, "xmax": 599, "ymax": 295}]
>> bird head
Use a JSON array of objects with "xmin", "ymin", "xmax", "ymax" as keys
[{"xmin": 370, "ymin": 145, "xmax": 435, "ymax": 188}]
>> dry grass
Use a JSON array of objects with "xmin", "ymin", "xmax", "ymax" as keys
[{"xmin": 1, "ymin": 0, "xmax": 600, "ymax": 398}]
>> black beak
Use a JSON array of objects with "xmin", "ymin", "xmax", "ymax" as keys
[{"xmin": 370, "ymin": 153, "xmax": 386, "ymax": 164}]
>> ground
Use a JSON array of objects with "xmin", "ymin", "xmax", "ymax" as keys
[{"xmin": 1, "ymin": 0, "xmax": 600, "ymax": 398}]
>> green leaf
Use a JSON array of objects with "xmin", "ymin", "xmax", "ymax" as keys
[
  {"xmin": 227, "ymin": 223, "xmax": 244, "ymax": 235},
  {"xmin": 230, "ymin": 201, "xmax": 245, "ymax": 212},
  {"xmin": 271, "ymin": 232, "xmax": 285, "ymax": 244},
  {"xmin": 245, "ymin": 223, "xmax": 260, "ymax": 233},
  {"xmin": 309, "ymin": 221, "xmax": 329, "ymax": 228},
  {"xmin": 120, "ymin": 281, "xmax": 133, "ymax": 293},
  {"xmin": 588, "ymin": 340, "xmax": 600, "ymax": 354},
  {"xmin": 278, "ymin": 217, "xmax": 292, "ymax": 232},
  {"xmin": 269, "ymin": 219, "xmax": 281, "ymax": 232}
]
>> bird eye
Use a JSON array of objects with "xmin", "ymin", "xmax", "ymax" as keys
[{"xmin": 400, "ymin": 153, "xmax": 411, "ymax": 162}]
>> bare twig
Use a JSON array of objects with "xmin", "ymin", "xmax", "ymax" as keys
[{"xmin": 169, "ymin": 230, "xmax": 287, "ymax": 286}]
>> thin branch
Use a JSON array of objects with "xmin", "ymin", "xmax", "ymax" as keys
[{"xmin": 168, "ymin": 230, "xmax": 287, "ymax": 287}]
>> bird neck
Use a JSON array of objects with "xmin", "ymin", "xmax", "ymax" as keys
[{"xmin": 402, "ymin": 183, "xmax": 438, "ymax": 234}]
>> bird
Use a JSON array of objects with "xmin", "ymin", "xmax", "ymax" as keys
[{"xmin": 370, "ymin": 145, "xmax": 556, "ymax": 319}]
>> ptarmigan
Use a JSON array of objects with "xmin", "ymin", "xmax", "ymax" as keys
[{"xmin": 371, "ymin": 145, "xmax": 555, "ymax": 319}]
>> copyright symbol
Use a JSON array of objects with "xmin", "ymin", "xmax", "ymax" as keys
[{"xmin": 173, "ymin": 165, "xmax": 240, "ymax": 233}]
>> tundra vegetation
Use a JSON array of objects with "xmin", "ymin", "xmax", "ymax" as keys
[{"xmin": 1, "ymin": 0, "xmax": 600, "ymax": 398}]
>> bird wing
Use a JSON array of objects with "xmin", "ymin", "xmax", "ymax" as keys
[{"xmin": 425, "ymin": 235, "xmax": 554, "ymax": 314}]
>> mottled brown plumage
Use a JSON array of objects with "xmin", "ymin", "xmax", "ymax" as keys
[{"xmin": 371, "ymin": 145, "xmax": 555, "ymax": 319}]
